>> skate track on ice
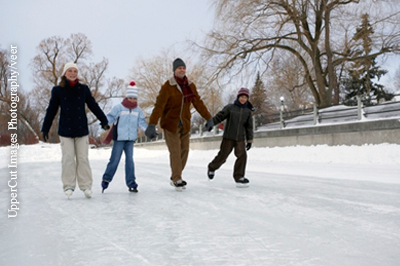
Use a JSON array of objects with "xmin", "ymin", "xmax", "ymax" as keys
[{"xmin": 1, "ymin": 144, "xmax": 400, "ymax": 266}]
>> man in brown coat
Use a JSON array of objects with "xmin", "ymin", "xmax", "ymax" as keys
[{"xmin": 145, "ymin": 58, "xmax": 213, "ymax": 190}]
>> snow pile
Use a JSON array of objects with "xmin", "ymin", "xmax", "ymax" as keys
[{"xmin": 1, "ymin": 142, "xmax": 399, "ymax": 169}]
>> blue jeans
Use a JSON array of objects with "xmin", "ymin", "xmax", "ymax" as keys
[{"xmin": 102, "ymin": 141, "xmax": 137, "ymax": 187}]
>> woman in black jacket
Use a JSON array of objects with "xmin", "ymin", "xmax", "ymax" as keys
[
  {"xmin": 41, "ymin": 62, "xmax": 109, "ymax": 198},
  {"xmin": 207, "ymin": 87, "xmax": 254, "ymax": 187}
]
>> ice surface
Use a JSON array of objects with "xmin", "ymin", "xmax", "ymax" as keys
[{"xmin": 1, "ymin": 143, "xmax": 399, "ymax": 266}]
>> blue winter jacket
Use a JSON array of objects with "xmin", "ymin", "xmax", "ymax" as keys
[
  {"xmin": 107, "ymin": 103, "xmax": 148, "ymax": 141},
  {"xmin": 42, "ymin": 81, "xmax": 108, "ymax": 138}
]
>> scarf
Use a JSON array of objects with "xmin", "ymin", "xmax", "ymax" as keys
[
  {"xmin": 102, "ymin": 99, "xmax": 138, "ymax": 145},
  {"xmin": 175, "ymin": 75, "xmax": 198, "ymax": 103},
  {"xmin": 67, "ymin": 78, "xmax": 79, "ymax": 87},
  {"xmin": 234, "ymin": 99, "xmax": 249, "ymax": 108},
  {"xmin": 121, "ymin": 98, "xmax": 137, "ymax": 109}
]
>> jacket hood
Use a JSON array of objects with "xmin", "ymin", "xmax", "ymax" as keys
[
  {"xmin": 168, "ymin": 76, "xmax": 192, "ymax": 87},
  {"xmin": 247, "ymin": 101, "xmax": 255, "ymax": 111}
]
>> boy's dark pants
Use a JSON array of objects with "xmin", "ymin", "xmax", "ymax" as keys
[{"xmin": 208, "ymin": 138, "xmax": 247, "ymax": 182}]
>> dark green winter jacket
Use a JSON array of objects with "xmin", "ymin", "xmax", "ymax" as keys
[{"xmin": 212, "ymin": 101, "xmax": 254, "ymax": 143}]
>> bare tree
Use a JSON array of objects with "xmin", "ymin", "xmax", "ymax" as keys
[
  {"xmin": 31, "ymin": 36, "xmax": 68, "ymax": 88},
  {"xmin": 80, "ymin": 58, "xmax": 108, "ymax": 94},
  {"xmin": 67, "ymin": 33, "xmax": 93, "ymax": 62},
  {"xmin": 268, "ymin": 55, "xmax": 313, "ymax": 110},
  {"xmin": 129, "ymin": 50, "xmax": 173, "ymax": 114},
  {"xmin": 225, "ymin": 89, "xmax": 238, "ymax": 105},
  {"xmin": 130, "ymin": 50, "xmax": 223, "ymax": 117},
  {"xmin": 202, "ymin": 0, "xmax": 400, "ymax": 107},
  {"xmin": 30, "ymin": 33, "xmax": 123, "ymax": 142},
  {"xmin": 393, "ymin": 67, "xmax": 400, "ymax": 94},
  {"xmin": 30, "ymin": 34, "xmax": 93, "ymax": 112},
  {"xmin": 185, "ymin": 58, "xmax": 224, "ymax": 116},
  {"xmin": 29, "ymin": 34, "xmax": 91, "ymax": 142},
  {"xmin": 79, "ymin": 58, "xmax": 119, "ymax": 127},
  {"xmin": 0, "ymin": 46, "xmax": 9, "ymax": 101},
  {"xmin": 14, "ymin": 93, "xmax": 42, "ymax": 143},
  {"xmin": 0, "ymin": 46, "xmax": 41, "ymax": 142},
  {"xmin": 105, "ymin": 77, "xmax": 126, "ymax": 99}
]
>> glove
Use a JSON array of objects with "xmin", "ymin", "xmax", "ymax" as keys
[
  {"xmin": 101, "ymin": 123, "xmax": 110, "ymax": 130},
  {"xmin": 205, "ymin": 118, "xmax": 214, "ymax": 132},
  {"xmin": 246, "ymin": 143, "xmax": 252, "ymax": 151},
  {"xmin": 42, "ymin": 132, "xmax": 48, "ymax": 142},
  {"xmin": 145, "ymin": 124, "xmax": 157, "ymax": 139}
]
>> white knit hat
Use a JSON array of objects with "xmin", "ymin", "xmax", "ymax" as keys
[
  {"xmin": 61, "ymin": 62, "xmax": 79, "ymax": 76},
  {"xmin": 125, "ymin": 81, "xmax": 138, "ymax": 98}
]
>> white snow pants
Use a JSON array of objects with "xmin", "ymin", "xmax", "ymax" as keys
[{"xmin": 60, "ymin": 135, "xmax": 92, "ymax": 191}]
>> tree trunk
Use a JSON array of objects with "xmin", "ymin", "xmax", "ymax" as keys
[{"xmin": 325, "ymin": 7, "xmax": 337, "ymax": 106}]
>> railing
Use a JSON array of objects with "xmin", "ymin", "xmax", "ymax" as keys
[
  {"xmin": 136, "ymin": 96, "xmax": 400, "ymax": 143},
  {"xmin": 256, "ymin": 96, "xmax": 400, "ymax": 131}
]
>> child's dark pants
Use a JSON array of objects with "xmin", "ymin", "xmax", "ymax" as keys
[{"xmin": 208, "ymin": 139, "xmax": 247, "ymax": 182}]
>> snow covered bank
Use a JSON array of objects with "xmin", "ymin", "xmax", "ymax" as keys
[{"xmin": 2, "ymin": 142, "xmax": 400, "ymax": 166}]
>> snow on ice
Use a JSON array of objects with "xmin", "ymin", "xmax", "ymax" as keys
[{"xmin": 1, "ymin": 143, "xmax": 399, "ymax": 266}]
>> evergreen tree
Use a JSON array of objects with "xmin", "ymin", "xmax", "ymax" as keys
[
  {"xmin": 343, "ymin": 14, "xmax": 392, "ymax": 105},
  {"xmin": 251, "ymin": 72, "xmax": 274, "ymax": 126}
]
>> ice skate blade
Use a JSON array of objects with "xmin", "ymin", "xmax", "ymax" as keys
[
  {"xmin": 129, "ymin": 187, "xmax": 139, "ymax": 193},
  {"xmin": 236, "ymin": 183, "xmax": 249, "ymax": 188},
  {"xmin": 170, "ymin": 181, "xmax": 185, "ymax": 191}
]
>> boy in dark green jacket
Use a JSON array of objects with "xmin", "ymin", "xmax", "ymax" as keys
[{"xmin": 207, "ymin": 88, "xmax": 254, "ymax": 187}]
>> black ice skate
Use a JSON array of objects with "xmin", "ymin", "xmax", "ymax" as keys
[
  {"xmin": 101, "ymin": 180, "xmax": 109, "ymax": 193},
  {"xmin": 170, "ymin": 180, "xmax": 187, "ymax": 191},
  {"xmin": 128, "ymin": 186, "xmax": 138, "ymax": 193},
  {"xmin": 128, "ymin": 181, "xmax": 138, "ymax": 193},
  {"xmin": 207, "ymin": 169, "xmax": 215, "ymax": 180},
  {"xmin": 236, "ymin": 177, "xmax": 250, "ymax": 188}
]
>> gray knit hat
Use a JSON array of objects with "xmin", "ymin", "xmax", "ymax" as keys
[
  {"xmin": 125, "ymin": 81, "xmax": 138, "ymax": 98},
  {"xmin": 173, "ymin": 58, "xmax": 186, "ymax": 72}
]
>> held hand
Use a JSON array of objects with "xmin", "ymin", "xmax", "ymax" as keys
[
  {"xmin": 246, "ymin": 143, "xmax": 252, "ymax": 151},
  {"xmin": 101, "ymin": 123, "xmax": 110, "ymax": 130},
  {"xmin": 205, "ymin": 118, "xmax": 214, "ymax": 132},
  {"xmin": 42, "ymin": 132, "xmax": 48, "ymax": 142},
  {"xmin": 145, "ymin": 124, "xmax": 157, "ymax": 139}
]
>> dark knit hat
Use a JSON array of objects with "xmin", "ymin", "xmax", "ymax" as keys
[
  {"xmin": 173, "ymin": 58, "xmax": 186, "ymax": 72},
  {"xmin": 237, "ymin": 87, "xmax": 250, "ymax": 98}
]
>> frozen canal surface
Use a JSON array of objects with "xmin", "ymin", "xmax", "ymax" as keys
[{"xmin": 1, "ymin": 143, "xmax": 399, "ymax": 266}]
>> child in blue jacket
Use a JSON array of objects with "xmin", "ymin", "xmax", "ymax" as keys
[{"xmin": 101, "ymin": 81, "xmax": 147, "ymax": 193}]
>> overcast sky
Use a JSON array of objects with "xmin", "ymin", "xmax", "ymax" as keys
[
  {"xmin": 1, "ymin": 0, "xmax": 399, "ymax": 94},
  {"xmin": 1, "ymin": 0, "xmax": 215, "ymax": 91}
]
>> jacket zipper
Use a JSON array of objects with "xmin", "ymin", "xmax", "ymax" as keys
[
  {"xmin": 177, "ymin": 84, "xmax": 184, "ymax": 127},
  {"xmin": 236, "ymin": 107, "xmax": 243, "ymax": 141},
  {"xmin": 129, "ymin": 109, "xmax": 132, "ymax": 140}
]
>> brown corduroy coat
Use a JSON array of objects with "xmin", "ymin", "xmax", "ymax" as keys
[{"xmin": 149, "ymin": 76, "xmax": 211, "ymax": 134}]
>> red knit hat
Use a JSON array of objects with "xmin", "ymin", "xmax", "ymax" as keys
[{"xmin": 237, "ymin": 88, "xmax": 250, "ymax": 98}]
